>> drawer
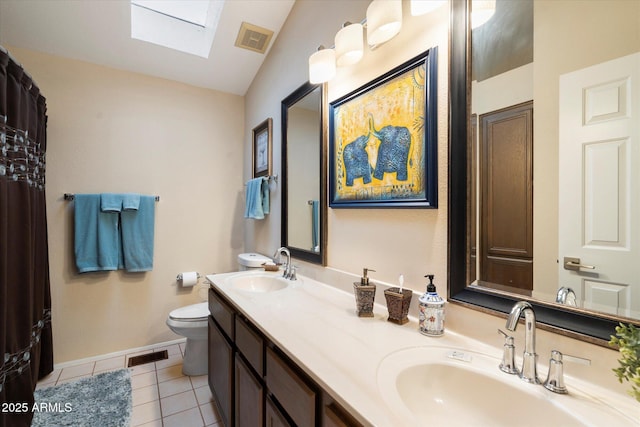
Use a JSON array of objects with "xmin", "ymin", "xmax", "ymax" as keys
[
  {"xmin": 266, "ymin": 347, "xmax": 316, "ymax": 427},
  {"xmin": 235, "ymin": 316, "xmax": 264, "ymax": 377},
  {"xmin": 208, "ymin": 288, "xmax": 235, "ymax": 340}
]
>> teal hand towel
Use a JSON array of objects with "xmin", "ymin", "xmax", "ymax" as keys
[
  {"xmin": 120, "ymin": 195, "xmax": 155, "ymax": 272},
  {"xmin": 100, "ymin": 193, "xmax": 140, "ymax": 212},
  {"xmin": 261, "ymin": 177, "xmax": 270, "ymax": 215},
  {"xmin": 122, "ymin": 193, "xmax": 140, "ymax": 210},
  {"xmin": 244, "ymin": 177, "xmax": 269, "ymax": 219},
  {"xmin": 74, "ymin": 194, "xmax": 120, "ymax": 273},
  {"xmin": 100, "ymin": 193, "xmax": 123, "ymax": 212},
  {"xmin": 311, "ymin": 200, "xmax": 319, "ymax": 250}
]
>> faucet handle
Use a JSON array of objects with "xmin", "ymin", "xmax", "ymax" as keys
[
  {"xmin": 498, "ymin": 329, "xmax": 518, "ymax": 375},
  {"xmin": 543, "ymin": 350, "xmax": 591, "ymax": 394}
]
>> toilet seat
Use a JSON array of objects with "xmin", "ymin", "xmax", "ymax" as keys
[{"xmin": 169, "ymin": 302, "xmax": 209, "ymax": 322}]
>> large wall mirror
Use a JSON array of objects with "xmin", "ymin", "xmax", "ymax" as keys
[
  {"xmin": 281, "ymin": 82, "xmax": 327, "ymax": 265},
  {"xmin": 449, "ymin": 0, "xmax": 640, "ymax": 344}
]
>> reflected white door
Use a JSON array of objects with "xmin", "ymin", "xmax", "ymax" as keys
[{"xmin": 558, "ymin": 52, "xmax": 640, "ymax": 317}]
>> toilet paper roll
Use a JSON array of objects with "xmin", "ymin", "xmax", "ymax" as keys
[{"xmin": 179, "ymin": 271, "xmax": 198, "ymax": 287}]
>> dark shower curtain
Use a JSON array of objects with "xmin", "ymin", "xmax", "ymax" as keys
[{"xmin": 0, "ymin": 48, "xmax": 54, "ymax": 427}]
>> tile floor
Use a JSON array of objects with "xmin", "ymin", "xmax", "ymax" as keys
[{"xmin": 36, "ymin": 343, "xmax": 222, "ymax": 427}]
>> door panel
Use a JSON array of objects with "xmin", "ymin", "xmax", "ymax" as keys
[
  {"xmin": 559, "ymin": 52, "xmax": 640, "ymax": 317},
  {"xmin": 480, "ymin": 101, "xmax": 534, "ymax": 290}
]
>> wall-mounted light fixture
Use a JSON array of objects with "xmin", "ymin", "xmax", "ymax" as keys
[
  {"xmin": 335, "ymin": 22, "xmax": 364, "ymax": 67},
  {"xmin": 410, "ymin": 0, "xmax": 446, "ymax": 17},
  {"xmin": 366, "ymin": 0, "xmax": 402, "ymax": 46},
  {"xmin": 309, "ymin": 45, "xmax": 336, "ymax": 84},
  {"xmin": 471, "ymin": 0, "xmax": 496, "ymax": 29},
  {"xmin": 308, "ymin": 0, "xmax": 442, "ymax": 83}
]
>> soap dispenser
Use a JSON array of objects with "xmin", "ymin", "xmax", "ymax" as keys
[
  {"xmin": 353, "ymin": 268, "xmax": 376, "ymax": 317},
  {"xmin": 419, "ymin": 274, "xmax": 445, "ymax": 336}
]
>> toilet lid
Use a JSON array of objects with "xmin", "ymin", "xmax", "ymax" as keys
[
  {"xmin": 169, "ymin": 302, "xmax": 209, "ymax": 321},
  {"xmin": 238, "ymin": 252, "xmax": 272, "ymax": 268}
]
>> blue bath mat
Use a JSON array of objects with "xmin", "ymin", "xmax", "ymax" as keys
[{"xmin": 32, "ymin": 368, "xmax": 132, "ymax": 427}]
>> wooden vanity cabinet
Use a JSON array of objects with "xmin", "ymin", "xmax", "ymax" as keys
[
  {"xmin": 235, "ymin": 353, "xmax": 263, "ymax": 426},
  {"xmin": 266, "ymin": 346, "xmax": 317, "ymax": 427},
  {"xmin": 322, "ymin": 398, "xmax": 363, "ymax": 427},
  {"xmin": 208, "ymin": 286, "xmax": 363, "ymax": 427},
  {"xmin": 234, "ymin": 315, "xmax": 265, "ymax": 426},
  {"xmin": 266, "ymin": 395, "xmax": 291, "ymax": 427},
  {"xmin": 208, "ymin": 290, "xmax": 236, "ymax": 427}
]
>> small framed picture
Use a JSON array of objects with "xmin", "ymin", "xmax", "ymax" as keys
[{"xmin": 252, "ymin": 118, "xmax": 273, "ymax": 178}]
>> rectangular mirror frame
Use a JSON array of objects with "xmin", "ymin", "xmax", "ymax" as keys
[{"xmin": 447, "ymin": 0, "xmax": 630, "ymax": 346}]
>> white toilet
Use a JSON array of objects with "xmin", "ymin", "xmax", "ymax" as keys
[
  {"xmin": 166, "ymin": 302, "xmax": 209, "ymax": 376},
  {"xmin": 166, "ymin": 253, "xmax": 272, "ymax": 376}
]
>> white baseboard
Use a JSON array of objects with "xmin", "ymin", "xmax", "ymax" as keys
[{"xmin": 53, "ymin": 338, "xmax": 187, "ymax": 370}]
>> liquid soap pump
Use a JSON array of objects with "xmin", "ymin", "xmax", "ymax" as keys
[
  {"xmin": 418, "ymin": 274, "xmax": 445, "ymax": 336},
  {"xmin": 353, "ymin": 268, "xmax": 376, "ymax": 317}
]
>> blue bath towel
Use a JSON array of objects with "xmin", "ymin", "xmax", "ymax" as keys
[
  {"xmin": 120, "ymin": 195, "xmax": 155, "ymax": 272},
  {"xmin": 74, "ymin": 194, "xmax": 121, "ymax": 273},
  {"xmin": 311, "ymin": 200, "xmax": 319, "ymax": 251},
  {"xmin": 100, "ymin": 193, "xmax": 140, "ymax": 212},
  {"xmin": 244, "ymin": 177, "xmax": 269, "ymax": 219}
]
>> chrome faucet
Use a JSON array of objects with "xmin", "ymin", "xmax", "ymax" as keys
[
  {"xmin": 273, "ymin": 247, "xmax": 292, "ymax": 279},
  {"xmin": 555, "ymin": 287, "xmax": 577, "ymax": 306},
  {"xmin": 505, "ymin": 301, "xmax": 540, "ymax": 384}
]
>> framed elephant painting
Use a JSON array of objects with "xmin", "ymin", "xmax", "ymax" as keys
[{"xmin": 329, "ymin": 47, "xmax": 438, "ymax": 208}]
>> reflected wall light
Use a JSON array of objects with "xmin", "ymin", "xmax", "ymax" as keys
[
  {"xmin": 309, "ymin": 45, "xmax": 336, "ymax": 84},
  {"xmin": 366, "ymin": 0, "xmax": 402, "ymax": 46},
  {"xmin": 471, "ymin": 0, "xmax": 496, "ymax": 29},
  {"xmin": 335, "ymin": 22, "xmax": 364, "ymax": 67},
  {"xmin": 410, "ymin": 0, "xmax": 446, "ymax": 16}
]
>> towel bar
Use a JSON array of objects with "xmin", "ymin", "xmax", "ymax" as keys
[
  {"xmin": 244, "ymin": 174, "xmax": 278, "ymax": 186},
  {"xmin": 64, "ymin": 193, "xmax": 160, "ymax": 202}
]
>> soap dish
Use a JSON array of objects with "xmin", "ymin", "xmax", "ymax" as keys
[{"xmin": 262, "ymin": 263, "xmax": 279, "ymax": 272}]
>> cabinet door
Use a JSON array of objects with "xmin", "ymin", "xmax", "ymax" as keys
[
  {"xmin": 323, "ymin": 403, "xmax": 363, "ymax": 427},
  {"xmin": 266, "ymin": 347, "xmax": 316, "ymax": 427},
  {"xmin": 208, "ymin": 317, "xmax": 233, "ymax": 427},
  {"xmin": 266, "ymin": 396, "xmax": 292, "ymax": 427},
  {"xmin": 235, "ymin": 353, "xmax": 263, "ymax": 427}
]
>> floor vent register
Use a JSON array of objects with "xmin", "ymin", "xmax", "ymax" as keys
[{"xmin": 127, "ymin": 350, "xmax": 169, "ymax": 367}]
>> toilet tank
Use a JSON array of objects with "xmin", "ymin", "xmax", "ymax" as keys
[{"xmin": 238, "ymin": 253, "xmax": 272, "ymax": 270}]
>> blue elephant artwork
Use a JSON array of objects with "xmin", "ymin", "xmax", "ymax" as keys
[
  {"xmin": 343, "ymin": 134, "xmax": 372, "ymax": 186},
  {"xmin": 369, "ymin": 116, "xmax": 412, "ymax": 182},
  {"xmin": 342, "ymin": 116, "xmax": 413, "ymax": 187},
  {"xmin": 329, "ymin": 46, "xmax": 438, "ymax": 207}
]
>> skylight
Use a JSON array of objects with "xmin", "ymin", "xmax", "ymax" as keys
[{"xmin": 130, "ymin": 0, "xmax": 224, "ymax": 58}]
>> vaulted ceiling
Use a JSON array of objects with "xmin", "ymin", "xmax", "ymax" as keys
[{"xmin": 0, "ymin": 0, "xmax": 295, "ymax": 95}]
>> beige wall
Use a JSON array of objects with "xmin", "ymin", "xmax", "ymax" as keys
[
  {"xmin": 242, "ymin": 0, "xmax": 634, "ymax": 401},
  {"xmin": 8, "ymin": 47, "xmax": 245, "ymax": 363},
  {"xmin": 245, "ymin": 0, "xmax": 450, "ymax": 292}
]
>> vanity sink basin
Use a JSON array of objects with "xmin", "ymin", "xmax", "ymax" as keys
[
  {"xmin": 228, "ymin": 274, "xmax": 289, "ymax": 293},
  {"xmin": 377, "ymin": 346, "xmax": 635, "ymax": 426}
]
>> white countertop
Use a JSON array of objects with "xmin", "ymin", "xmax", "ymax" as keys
[{"xmin": 207, "ymin": 270, "xmax": 639, "ymax": 426}]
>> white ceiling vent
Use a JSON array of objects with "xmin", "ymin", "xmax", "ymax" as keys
[{"xmin": 235, "ymin": 22, "xmax": 274, "ymax": 54}]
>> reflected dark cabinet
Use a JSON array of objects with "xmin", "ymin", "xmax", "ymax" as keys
[{"xmin": 479, "ymin": 101, "xmax": 533, "ymax": 291}]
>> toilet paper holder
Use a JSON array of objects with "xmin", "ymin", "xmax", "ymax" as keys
[{"xmin": 176, "ymin": 272, "xmax": 201, "ymax": 281}]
